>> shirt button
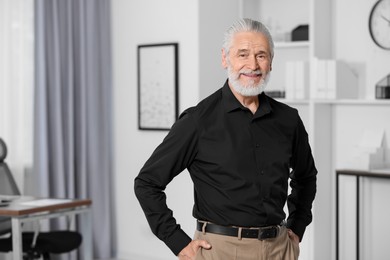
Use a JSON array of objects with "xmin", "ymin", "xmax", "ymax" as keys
[
  {"xmin": 260, "ymin": 170, "xmax": 264, "ymax": 175},
  {"xmin": 255, "ymin": 144, "xmax": 260, "ymax": 148}
]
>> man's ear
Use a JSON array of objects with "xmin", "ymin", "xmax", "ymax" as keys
[{"xmin": 221, "ymin": 48, "xmax": 228, "ymax": 69}]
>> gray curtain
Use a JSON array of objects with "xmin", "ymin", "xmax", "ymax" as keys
[{"xmin": 33, "ymin": 0, "xmax": 114, "ymax": 259}]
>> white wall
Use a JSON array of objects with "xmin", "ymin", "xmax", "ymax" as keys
[
  {"xmin": 111, "ymin": 0, "xmax": 199, "ymax": 258},
  {"xmin": 198, "ymin": 0, "xmax": 239, "ymax": 99}
]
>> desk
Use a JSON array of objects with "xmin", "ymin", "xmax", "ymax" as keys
[
  {"xmin": 335, "ymin": 169, "xmax": 390, "ymax": 260},
  {"xmin": 0, "ymin": 196, "xmax": 92, "ymax": 260}
]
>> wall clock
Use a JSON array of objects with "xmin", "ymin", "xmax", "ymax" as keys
[{"xmin": 369, "ymin": 0, "xmax": 390, "ymax": 50}]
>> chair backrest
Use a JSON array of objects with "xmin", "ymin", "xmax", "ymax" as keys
[
  {"xmin": 0, "ymin": 138, "xmax": 21, "ymax": 236},
  {"xmin": 0, "ymin": 138, "xmax": 20, "ymax": 196}
]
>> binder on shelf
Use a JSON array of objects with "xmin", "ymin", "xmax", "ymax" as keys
[
  {"xmin": 285, "ymin": 61, "xmax": 295, "ymax": 99},
  {"xmin": 284, "ymin": 61, "xmax": 309, "ymax": 100},
  {"xmin": 311, "ymin": 59, "xmax": 358, "ymax": 99},
  {"xmin": 313, "ymin": 59, "xmax": 328, "ymax": 99},
  {"xmin": 327, "ymin": 60, "xmax": 359, "ymax": 99}
]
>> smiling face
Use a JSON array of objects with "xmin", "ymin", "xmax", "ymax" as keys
[{"xmin": 222, "ymin": 31, "xmax": 272, "ymax": 96}]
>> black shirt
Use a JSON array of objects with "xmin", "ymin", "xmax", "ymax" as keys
[{"xmin": 134, "ymin": 81, "xmax": 317, "ymax": 255}]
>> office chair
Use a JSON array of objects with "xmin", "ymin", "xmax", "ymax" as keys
[{"xmin": 0, "ymin": 138, "xmax": 82, "ymax": 260}]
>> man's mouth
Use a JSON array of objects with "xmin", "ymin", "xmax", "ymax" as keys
[
  {"xmin": 242, "ymin": 73, "xmax": 261, "ymax": 78},
  {"xmin": 240, "ymin": 71, "xmax": 262, "ymax": 79}
]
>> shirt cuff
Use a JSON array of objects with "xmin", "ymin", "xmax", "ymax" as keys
[
  {"xmin": 286, "ymin": 219, "xmax": 307, "ymax": 242},
  {"xmin": 164, "ymin": 228, "xmax": 192, "ymax": 256}
]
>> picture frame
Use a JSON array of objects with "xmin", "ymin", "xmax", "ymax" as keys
[{"xmin": 137, "ymin": 43, "xmax": 179, "ymax": 130}]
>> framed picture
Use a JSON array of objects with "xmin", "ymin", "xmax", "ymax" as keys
[{"xmin": 137, "ymin": 43, "xmax": 179, "ymax": 130}]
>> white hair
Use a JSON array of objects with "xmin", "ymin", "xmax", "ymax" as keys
[{"xmin": 223, "ymin": 18, "xmax": 274, "ymax": 59}]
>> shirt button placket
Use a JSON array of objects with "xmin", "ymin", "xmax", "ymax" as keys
[{"xmin": 254, "ymin": 142, "xmax": 262, "ymax": 174}]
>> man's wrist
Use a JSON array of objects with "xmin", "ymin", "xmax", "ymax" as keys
[
  {"xmin": 286, "ymin": 219, "xmax": 306, "ymax": 241},
  {"xmin": 165, "ymin": 229, "xmax": 192, "ymax": 256}
]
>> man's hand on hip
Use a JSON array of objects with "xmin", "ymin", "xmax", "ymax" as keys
[
  {"xmin": 287, "ymin": 229, "xmax": 300, "ymax": 247},
  {"xmin": 178, "ymin": 239, "xmax": 211, "ymax": 260}
]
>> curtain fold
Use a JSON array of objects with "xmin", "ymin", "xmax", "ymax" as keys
[{"xmin": 33, "ymin": 0, "xmax": 113, "ymax": 259}]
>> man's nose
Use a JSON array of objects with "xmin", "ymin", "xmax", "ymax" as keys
[{"xmin": 246, "ymin": 56, "xmax": 259, "ymax": 70}]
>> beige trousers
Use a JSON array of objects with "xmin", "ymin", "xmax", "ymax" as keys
[{"xmin": 193, "ymin": 226, "xmax": 299, "ymax": 260}]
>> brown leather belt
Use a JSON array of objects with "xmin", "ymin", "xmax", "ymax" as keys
[{"xmin": 196, "ymin": 221, "xmax": 282, "ymax": 240}]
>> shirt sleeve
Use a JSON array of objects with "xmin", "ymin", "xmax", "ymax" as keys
[
  {"xmin": 134, "ymin": 109, "xmax": 198, "ymax": 255},
  {"xmin": 287, "ymin": 114, "xmax": 317, "ymax": 241}
]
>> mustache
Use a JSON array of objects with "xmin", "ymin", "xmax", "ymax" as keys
[{"xmin": 239, "ymin": 69, "xmax": 262, "ymax": 76}]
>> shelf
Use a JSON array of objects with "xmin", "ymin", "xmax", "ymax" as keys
[
  {"xmin": 276, "ymin": 98, "xmax": 390, "ymax": 106},
  {"xmin": 275, "ymin": 98, "xmax": 310, "ymax": 105},
  {"xmin": 314, "ymin": 99, "xmax": 390, "ymax": 105},
  {"xmin": 274, "ymin": 41, "xmax": 310, "ymax": 49}
]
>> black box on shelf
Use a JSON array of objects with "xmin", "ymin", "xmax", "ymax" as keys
[
  {"xmin": 292, "ymin": 25, "xmax": 309, "ymax": 41},
  {"xmin": 376, "ymin": 85, "xmax": 390, "ymax": 99}
]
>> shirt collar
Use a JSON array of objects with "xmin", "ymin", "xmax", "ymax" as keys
[
  {"xmin": 222, "ymin": 80, "xmax": 242, "ymax": 112},
  {"xmin": 222, "ymin": 80, "xmax": 272, "ymax": 118}
]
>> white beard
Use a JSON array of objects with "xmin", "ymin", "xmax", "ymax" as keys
[{"xmin": 227, "ymin": 66, "xmax": 271, "ymax": 97}]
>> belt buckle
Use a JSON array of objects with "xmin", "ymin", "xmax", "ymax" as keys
[{"xmin": 257, "ymin": 226, "xmax": 279, "ymax": 240}]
